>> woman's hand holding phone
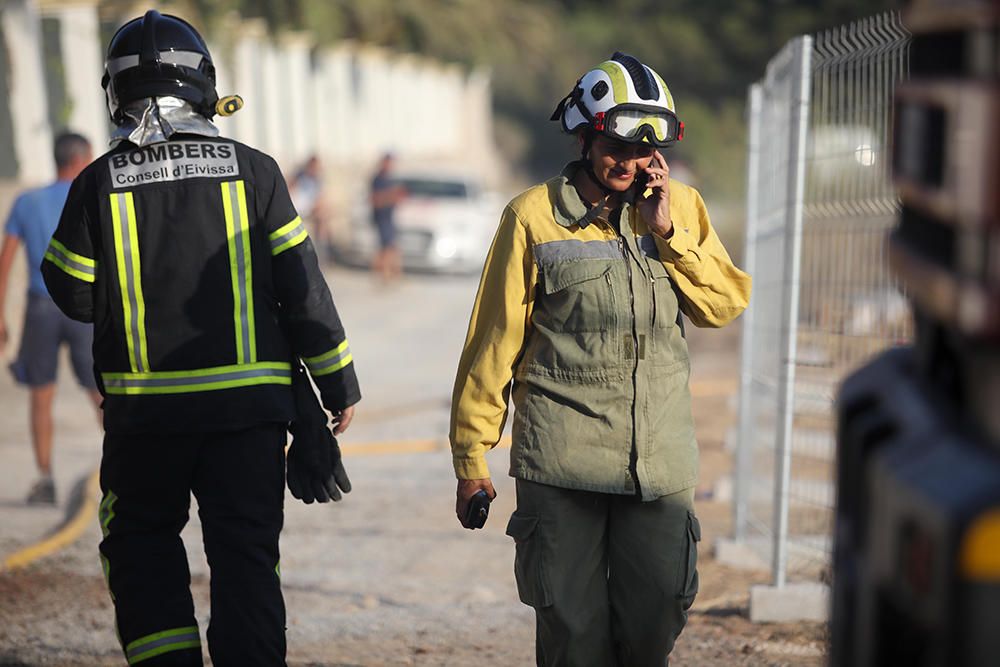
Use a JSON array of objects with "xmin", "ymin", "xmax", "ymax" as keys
[{"xmin": 637, "ymin": 150, "xmax": 673, "ymax": 239}]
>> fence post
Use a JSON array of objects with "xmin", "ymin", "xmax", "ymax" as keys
[
  {"xmin": 42, "ymin": 1, "xmax": 108, "ymax": 150},
  {"xmin": 2, "ymin": 0, "xmax": 53, "ymax": 184},
  {"xmin": 734, "ymin": 83, "xmax": 762, "ymax": 543},
  {"xmin": 772, "ymin": 34, "xmax": 813, "ymax": 589}
]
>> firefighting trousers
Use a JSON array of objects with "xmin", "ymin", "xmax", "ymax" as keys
[
  {"xmin": 506, "ymin": 480, "xmax": 701, "ymax": 667},
  {"xmin": 98, "ymin": 424, "xmax": 287, "ymax": 666}
]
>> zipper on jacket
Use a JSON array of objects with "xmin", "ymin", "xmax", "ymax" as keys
[
  {"xmin": 616, "ymin": 222, "xmax": 641, "ymax": 495},
  {"xmin": 650, "ymin": 274, "xmax": 657, "ymax": 329}
]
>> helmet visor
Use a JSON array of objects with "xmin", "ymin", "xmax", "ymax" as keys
[{"xmin": 606, "ymin": 107, "xmax": 681, "ymax": 146}]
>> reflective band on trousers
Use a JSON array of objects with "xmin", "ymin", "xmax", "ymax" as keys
[
  {"xmin": 110, "ymin": 192, "xmax": 150, "ymax": 373},
  {"xmin": 221, "ymin": 180, "xmax": 256, "ymax": 364},
  {"xmin": 102, "ymin": 362, "xmax": 292, "ymax": 395},
  {"xmin": 303, "ymin": 341, "xmax": 352, "ymax": 377},
  {"xmin": 269, "ymin": 216, "xmax": 308, "ymax": 256},
  {"xmin": 99, "ymin": 490, "xmax": 118, "ymax": 538},
  {"xmin": 125, "ymin": 626, "xmax": 201, "ymax": 665},
  {"xmin": 44, "ymin": 238, "xmax": 97, "ymax": 283}
]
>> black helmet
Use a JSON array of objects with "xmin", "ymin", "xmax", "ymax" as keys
[{"xmin": 102, "ymin": 10, "xmax": 218, "ymax": 123}]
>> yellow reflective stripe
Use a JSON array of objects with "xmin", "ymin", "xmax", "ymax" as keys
[
  {"xmin": 221, "ymin": 182, "xmax": 243, "ymax": 363},
  {"xmin": 99, "ymin": 490, "xmax": 117, "ymax": 538},
  {"xmin": 272, "ymin": 229, "xmax": 308, "ymax": 256},
  {"xmin": 597, "ymin": 61, "xmax": 629, "ymax": 105},
  {"xmin": 44, "ymin": 250, "xmax": 96, "ymax": 282},
  {"xmin": 269, "ymin": 216, "xmax": 308, "ymax": 256},
  {"xmin": 125, "ymin": 193, "xmax": 150, "ymax": 372},
  {"xmin": 102, "ymin": 361, "xmax": 292, "ymax": 395},
  {"xmin": 104, "ymin": 375, "xmax": 291, "ymax": 395},
  {"xmin": 110, "ymin": 194, "xmax": 134, "ymax": 371},
  {"xmin": 237, "ymin": 181, "xmax": 256, "ymax": 362},
  {"xmin": 269, "ymin": 217, "xmax": 302, "ymax": 241},
  {"xmin": 110, "ymin": 193, "xmax": 149, "ymax": 373},
  {"xmin": 102, "ymin": 362, "xmax": 291, "ymax": 380},
  {"xmin": 302, "ymin": 340, "xmax": 349, "ymax": 365},
  {"xmin": 303, "ymin": 340, "xmax": 352, "ymax": 377},
  {"xmin": 310, "ymin": 352, "xmax": 353, "ymax": 377},
  {"xmin": 221, "ymin": 181, "xmax": 256, "ymax": 364},
  {"xmin": 48, "ymin": 238, "xmax": 96, "ymax": 268},
  {"xmin": 126, "ymin": 626, "xmax": 201, "ymax": 665}
]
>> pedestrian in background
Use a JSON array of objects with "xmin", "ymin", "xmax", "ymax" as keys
[
  {"xmin": 450, "ymin": 53, "xmax": 751, "ymax": 665},
  {"xmin": 289, "ymin": 154, "xmax": 331, "ymax": 260},
  {"xmin": 43, "ymin": 11, "xmax": 359, "ymax": 666},
  {"xmin": 0, "ymin": 131, "xmax": 101, "ymax": 505},
  {"xmin": 369, "ymin": 152, "xmax": 406, "ymax": 282}
]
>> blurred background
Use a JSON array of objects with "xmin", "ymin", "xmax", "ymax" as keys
[
  {"xmin": 1, "ymin": 0, "xmax": 898, "ymax": 251},
  {"xmin": 0, "ymin": 1, "xmax": 920, "ymax": 665}
]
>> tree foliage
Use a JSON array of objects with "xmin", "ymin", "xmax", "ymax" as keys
[{"xmin": 108, "ymin": 0, "xmax": 897, "ymax": 199}]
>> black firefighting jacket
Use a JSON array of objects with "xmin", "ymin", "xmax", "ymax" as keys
[{"xmin": 41, "ymin": 134, "xmax": 360, "ymax": 435}]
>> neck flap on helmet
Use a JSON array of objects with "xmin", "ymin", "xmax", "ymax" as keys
[{"xmin": 111, "ymin": 96, "xmax": 219, "ymax": 148}]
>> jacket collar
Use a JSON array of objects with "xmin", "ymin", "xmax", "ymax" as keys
[{"xmin": 551, "ymin": 160, "xmax": 635, "ymax": 229}]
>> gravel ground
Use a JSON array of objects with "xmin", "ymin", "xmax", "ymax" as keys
[{"xmin": 0, "ymin": 266, "xmax": 827, "ymax": 666}]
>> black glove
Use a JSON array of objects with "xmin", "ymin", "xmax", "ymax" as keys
[{"xmin": 287, "ymin": 364, "xmax": 352, "ymax": 503}]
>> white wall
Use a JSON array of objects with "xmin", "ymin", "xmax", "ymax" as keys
[{"xmin": 0, "ymin": 4, "xmax": 498, "ymax": 186}]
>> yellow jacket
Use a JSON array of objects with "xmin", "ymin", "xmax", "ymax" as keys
[{"xmin": 450, "ymin": 162, "xmax": 750, "ymax": 494}]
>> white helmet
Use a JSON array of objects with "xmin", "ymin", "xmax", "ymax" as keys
[{"xmin": 551, "ymin": 52, "xmax": 683, "ymax": 147}]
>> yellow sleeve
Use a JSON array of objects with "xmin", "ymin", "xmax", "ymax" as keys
[
  {"xmin": 449, "ymin": 205, "xmax": 535, "ymax": 479},
  {"xmin": 651, "ymin": 184, "xmax": 752, "ymax": 328}
]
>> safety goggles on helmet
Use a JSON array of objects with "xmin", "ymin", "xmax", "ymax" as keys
[
  {"xmin": 593, "ymin": 105, "xmax": 684, "ymax": 147},
  {"xmin": 552, "ymin": 52, "xmax": 684, "ymax": 149}
]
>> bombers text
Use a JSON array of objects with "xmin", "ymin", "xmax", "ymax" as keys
[{"xmin": 109, "ymin": 141, "xmax": 240, "ymax": 188}]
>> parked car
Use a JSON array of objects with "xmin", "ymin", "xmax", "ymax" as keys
[{"xmin": 339, "ymin": 170, "xmax": 502, "ymax": 274}]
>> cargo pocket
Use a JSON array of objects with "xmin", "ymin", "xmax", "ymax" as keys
[
  {"xmin": 537, "ymin": 259, "xmax": 616, "ymax": 333},
  {"xmin": 648, "ymin": 260, "xmax": 679, "ymax": 330},
  {"xmin": 678, "ymin": 510, "xmax": 701, "ymax": 610},
  {"xmin": 505, "ymin": 512, "xmax": 553, "ymax": 608}
]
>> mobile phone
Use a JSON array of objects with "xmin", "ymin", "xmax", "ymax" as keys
[
  {"xmin": 464, "ymin": 489, "xmax": 491, "ymax": 529},
  {"xmin": 634, "ymin": 169, "xmax": 650, "ymax": 192}
]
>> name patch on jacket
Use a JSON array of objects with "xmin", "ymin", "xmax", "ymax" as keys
[{"xmin": 108, "ymin": 142, "xmax": 239, "ymax": 188}]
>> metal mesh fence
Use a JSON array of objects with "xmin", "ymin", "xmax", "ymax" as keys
[{"xmin": 735, "ymin": 12, "xmax": 911, "ymax": 587}]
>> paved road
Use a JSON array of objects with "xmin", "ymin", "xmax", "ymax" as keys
[
  {"xmin": 0, "ymin": 264, "xmax": 536, "ymax": 665},
  {"xmin": 0, "ymin": 262, "xmax": 827, "ymax": 666}
]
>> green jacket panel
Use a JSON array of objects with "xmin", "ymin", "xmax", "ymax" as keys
[{"xmin": 450, "ymin": 161, "xmax": 751, "ymax": 501}]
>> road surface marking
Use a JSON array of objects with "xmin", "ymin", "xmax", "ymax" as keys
[
  {"xmin": 1, "ymin": 468, "xmax": 100, "ymax": 572},
  {"xmin": 1, "ymin": 437, "xmax": 514, "ymax": 571}
]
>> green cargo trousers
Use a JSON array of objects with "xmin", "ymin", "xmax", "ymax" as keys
[{"xmin": 506, "ymin": 480, "xmax": 700, "ymax": 667}]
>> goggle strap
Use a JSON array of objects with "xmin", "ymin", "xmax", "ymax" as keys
[{"xmin": 550, "ymin": 94, "xmax": 570, "ymax": 122}]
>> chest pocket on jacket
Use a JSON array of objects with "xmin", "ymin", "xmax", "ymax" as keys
[{"xmin": 537, "ymin": 260, "xmax": 616, "ymax": 333}]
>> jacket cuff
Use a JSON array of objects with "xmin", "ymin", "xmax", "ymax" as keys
[
  {"xmin": 314, "ymin": 364, "xmax": 362, "ymax": 412},
  {"xmin": 453, "ymin": 454, "xmax": 490, "ymax": 480},
  {"xmin": 653, "ymin": 223, "xmax": 697, "ymax": 262}
]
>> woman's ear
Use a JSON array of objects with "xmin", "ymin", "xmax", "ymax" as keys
[{"xmin": 577, "ymin": 131, "xmax": 591, "ymax": 161}]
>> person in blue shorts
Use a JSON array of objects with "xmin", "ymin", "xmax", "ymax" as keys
[
  {"xmin": 369, "ymin": 152, "xmax": 406, "ymax": 281},
  {"xmin": 0, "ymin": 132, "xmax": 102, "ymax": 505}
]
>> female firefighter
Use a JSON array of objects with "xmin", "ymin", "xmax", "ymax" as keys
[{"xmin": 449, "ymin": 52, "xmax": 751, "ymax": 665}]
